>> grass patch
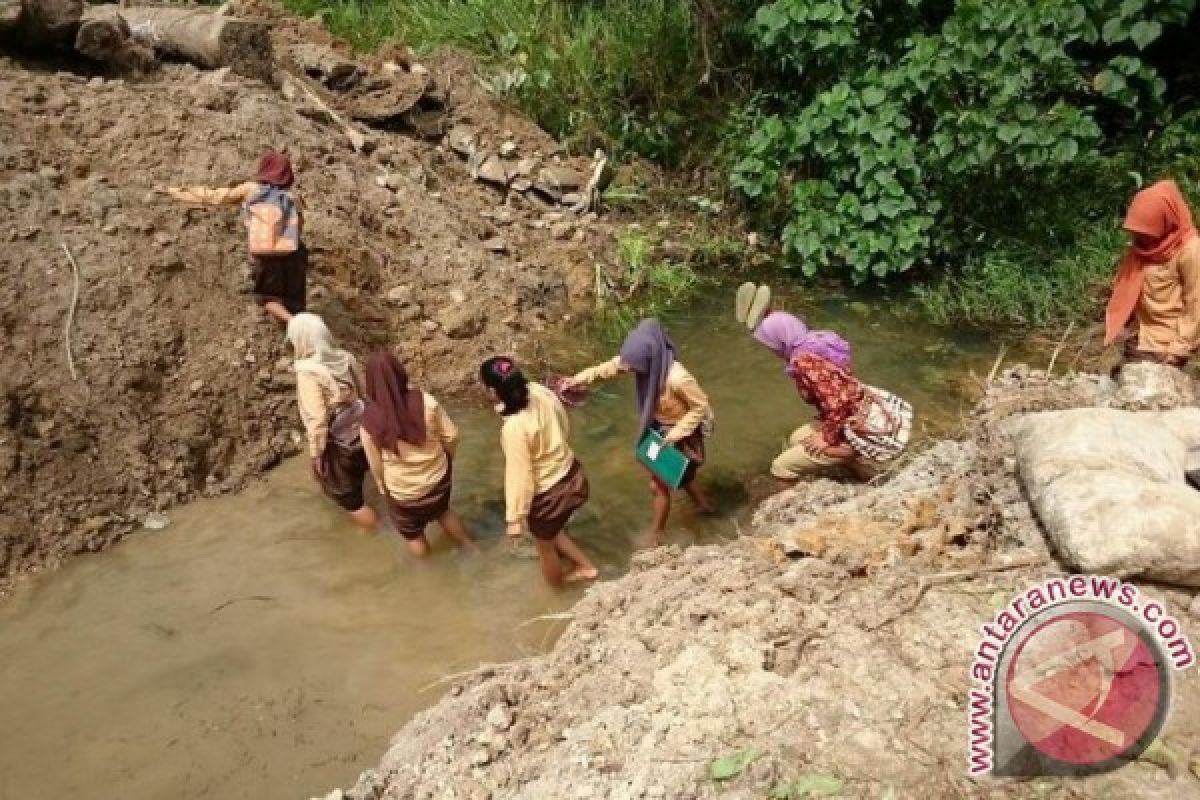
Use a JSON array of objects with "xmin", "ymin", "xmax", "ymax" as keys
[
  {"xmin": 280, "ymin": 0, "xmax": 713, "ymax": 163},
  {"xmin": 910, "ymin": 224, "xmax": 1124, "ymax": 328},
  {"xmin": 589, "ymin": 228, "xmax": 710, "ymax": 344}
]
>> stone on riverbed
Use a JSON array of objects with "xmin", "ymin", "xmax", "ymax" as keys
[{"xmin": 1010, "ymin": 407, "xmax": 1200, "ymax": 586}]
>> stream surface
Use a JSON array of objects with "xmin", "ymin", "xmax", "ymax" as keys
[{"xmin": 0, "ymin": 290, "xmax": 1011, "ymax": 800}]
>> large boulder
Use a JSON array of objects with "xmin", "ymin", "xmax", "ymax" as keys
[
  {"xmin": 1113, "ymin": 362, "xmax": 1195, "ymax": 410},
  {"xmin": 1010, "ymin": 407, "xmax": 1200, "ymax": 586}
]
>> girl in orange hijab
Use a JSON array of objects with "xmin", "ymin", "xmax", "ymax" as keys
[{"xmin": 1104, "ymin": 180, "xmax": 1200, "ymax": 367}]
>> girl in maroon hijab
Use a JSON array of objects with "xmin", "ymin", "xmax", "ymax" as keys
[
  {"xmin": 360, "ymin": 351, "xmax": 474, "ymax": 557},
  {"xmin": 163, "ymin": 149, "xmax": 307, "ymax": 324}
]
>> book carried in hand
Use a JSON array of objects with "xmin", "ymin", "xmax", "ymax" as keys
[{"xmin": 635, "ymin": 429, "xmax": 691, "ymax": 489}]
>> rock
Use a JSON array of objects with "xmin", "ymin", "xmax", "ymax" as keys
[
  {"xmin": 481, "ymin": 237, "xmax": 508, "ymax": 254},
  {"xmin": 561, "ymin": 192, "xmax": 583, "ymax": 207},
  {"xmin": 486, "ymin": 704, "xmax": 513, "ymax": 732},
  {"xmin": 474, "ymin": 156, "xmax": 510, "ymax": 187},
  {"xmin": 1189, "ymin": 594, "xmax": 1200, "ymax": 618},
  {"xmin": 421, "ymin": 319, "xmax": 440, "ymax": 334},
  {"xmin": 189, "ymin": 379, "xmax": 205, "ymax": 394},
  {"xmin": 550, "ymin": 222, "xmax": 574, "ymax": 240},
  {"xmin": 448, "ymin": 125, "xmax": 476, "ymax": 157},
  {"xmin": 440, "ymin": 306, "xmax": 486, "ymax": 339},
  {"xmin": 387, "ymin": 285, "xmax": 414, "ymax": 304},
  {"xmin": 143, "ymin": 512, "xmax": 170, "ymax": 531},
  {"xmin": 1114, "ymin": 362, "xmax": 1195, "ymax": 410},
  {"xmin": 1011, "ymin": 408, "xmax": 1200, "ymax": 586},
  {"xmin": 779, "ymin": 530, "xmax": 827, "ymax": 559},
  {"xmin": 534, "ymin": 165, "xmax": 584, "ymax": 200},
  {"xmin": 449, "ymin": 289, "xmax": 466, "ymax": 304},
  {"xmin": 515, "ymin": 158, "xmax": 538, "ymax": 177},
  {"xmin": 469, "ymin": 747, "xmax": 491, "ymax": 767}
]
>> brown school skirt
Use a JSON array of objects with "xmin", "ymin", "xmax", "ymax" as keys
[
  {"xmin": 528, "ymin": 460, "xmax": 589, "ymax": 540},
  {"xmin": 385, "ymin": 465, "xmax": 453, "ymax": 541},
  {"xmin": 319, "ymin": 442, "xmax": 369, "ymax": 512},
  {"xmin": 251, "ymin": 245, "xmax": 307, "ymax": 314}
]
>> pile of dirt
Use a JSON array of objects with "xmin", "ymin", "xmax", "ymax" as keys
[
  {"xmin": 328, "ymin": 370, "xmax": 1200, "ymax": 800},
  {"xmin": 0, "ymin": 3, "xmax": 616, "ymax": 585}
]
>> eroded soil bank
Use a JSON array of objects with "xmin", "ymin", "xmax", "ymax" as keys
[
  {"xmin": 0, "ymin": 2, "xmax": 612, "ymax": 584},
  {"xmin": 332, "ymin": 370, "xmax": 1200, "ymax": 800}
]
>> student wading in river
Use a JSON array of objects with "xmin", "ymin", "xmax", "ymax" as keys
[
  {"xmin": 737, "ymin": 283, "xmax": 913, "ymax": 486},
  {"xmin": 481, "ymin": 357, "xmax": 598, "ymax": 587},
  {"xmin": 162, "ymin": 149, "xmax": 306, "ymax": 324},
  {"xmin": 1105, "ymin": 179, "xmax": 1200, "ymax": 370},
  {"xmin": 286, "ymin": 313, "xmax": 377, "ymax": 528},
  {"xmin": 360, "ymin": 351, "xmax": 475, "ymax": 557},
  {"xmin": 563, "ymin": 318, "xmax": 715, "ymax": 547}
]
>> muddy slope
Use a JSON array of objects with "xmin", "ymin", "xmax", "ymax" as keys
[
  {"xmin": 0, "ymin": 7, "xmax": 612, "ymax": 584},
  {"xmin": 334, "ymin": 371, "xmax": 1200, "ymax": 800}
]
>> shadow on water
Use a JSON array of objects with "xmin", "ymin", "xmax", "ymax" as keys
[{"xmin": 0, "ymin": 288, "xmax": 1017, "ymax": 800}]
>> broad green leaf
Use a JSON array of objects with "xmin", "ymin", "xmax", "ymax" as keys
[
  {"xmin": 710, "ymin": 749, "xmax": 760, "ymax": 781},
  {"xmin": 861, "ymin": 86, "xmax": 886, "ymax": 108},
  {"xmin": 1130, "ymin": 20, "xmax": 1162, "ymax": 49},
  {"xmin": 1101, "ymin": 17, "xmax": 1125, "ymax": 44}
]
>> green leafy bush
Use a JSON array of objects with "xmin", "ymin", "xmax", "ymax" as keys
[{"xmin": 729, "ymin": 0, "xmax": 1196, "ymax": 283}]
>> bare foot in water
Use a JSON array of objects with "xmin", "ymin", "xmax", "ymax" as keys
[{"xmin": 564, "ymin": 566, "xmax": 599, "ymax": 583}]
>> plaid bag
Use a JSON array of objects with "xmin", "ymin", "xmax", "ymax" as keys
[{"xmin": 843, "ymin": 386, "xmax": 913, "ymax": 462}]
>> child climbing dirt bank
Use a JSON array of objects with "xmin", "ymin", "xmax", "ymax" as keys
[
  {"xmin": 0, "ymin": 2, "xmax": 614, "ymax": 587},
  {"xmin": 324, "ymin": 368, "xmax": 1200, "ymax": 800}
]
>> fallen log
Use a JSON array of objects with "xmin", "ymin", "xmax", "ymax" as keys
[
  {"xmin": 0, "ymin": 0, "xmax": 82, "ymax": 47},
  {"xmin": 74, "ymin": 12, "xmax": 156, "ymax": 73},
  {"xmin": 87, "ymin": 5, "xmax": 274, "ymax": 84}
]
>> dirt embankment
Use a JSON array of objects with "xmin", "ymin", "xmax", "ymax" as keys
[
  {"xmin": 0, "ymin": 5, "xmax": 615, "ymax": 585},
  {"xmin": 330, "ymin": 369, "xmax": 1200, "ymax": 800}
]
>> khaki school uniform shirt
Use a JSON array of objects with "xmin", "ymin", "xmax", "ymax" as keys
[
  {"xmin": 360, "ymin": 392, "xmax": 459, "ymax": 503},
  {"xmin": 571, "ymin": 357, "xmax": 711, "ymax": 440},
  {"xmin": 501, "ymin": 383, "xmax": 575, "ymax": 525},
  {"xmin": 1134, "ymin": 237, "xmax": 1200, "ymax": 358},
  {"xmin": 295, "ymin": 362, "xmax": 360, "ymax": 458}
]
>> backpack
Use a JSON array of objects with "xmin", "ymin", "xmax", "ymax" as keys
[
  {"xmin": 243, "ymin": 186, "xmax": 300, "ymax": 256},
  {"xmin": 843, "ymin": 386, "xmax": 914, "ymax": 463}
]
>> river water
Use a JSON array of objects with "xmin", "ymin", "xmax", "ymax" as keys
[{"xmin": 0, "ymin": 290, "xmax": 1012, "ymax": 799}]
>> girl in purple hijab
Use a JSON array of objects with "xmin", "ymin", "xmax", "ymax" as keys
[
  {"xmin": 754, "ymin": 311, "xmax": 853, "ymax": 372},
  {"xmin": 565, "ymin": 318, "xmax": 716, "ymax": 547}
]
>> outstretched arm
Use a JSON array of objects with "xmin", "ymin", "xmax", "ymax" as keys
[
  {"xmin": 569, "ymin": 356, "xmax": 624, "ymax": 387},
  {"xmin": 164, "ymin": 181, "xmax": 258, "ymax": 207}
]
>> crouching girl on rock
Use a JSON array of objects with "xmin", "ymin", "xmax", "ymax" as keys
[
  {"xmin": 563, "ymin": 318, "xmax": 714, "ymax": 548},
  {"xmin": 737, "ymin": 286, "xmax": 913, "ymax": 486},
  {"xmin": 481, "ymin": 356, "xmax": 598, "ymax": 588},
  {"xmin": 360, "ymin": 351, "xmax": 475, "ymax": 557},
  {"xmin": 286, "ymin": 313, "xmax": 377, "ymax": 528}
]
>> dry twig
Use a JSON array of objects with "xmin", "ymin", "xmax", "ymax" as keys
[
  {"xmin": 60, "ymin": 242, "xmax": 81, "ymax": 381},
  {"xmin": 986, "ymin": 344, "xmax": 1008, "ymax": 384},
  {"xmin": 1046, "ymin": 320, "xmax": 1075, "ymax": 375},
  {"xmin": 864, "ymin": 554, "xmax": 1048, "ymax": 632},
  {"xmin": 418, "ymin": 661, "xmax": 516, "ymax": 694}
]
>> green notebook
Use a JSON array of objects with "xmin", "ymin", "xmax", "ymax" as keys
[{"xmin": 636, "ymin": 429, "xmax": 691, "ymax": 489}]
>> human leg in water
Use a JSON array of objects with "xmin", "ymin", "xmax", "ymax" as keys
[
  {"xmin": 642, "ymin": 473, "xmax": 672, "ymax": 548},
  {"xmin": 554, "ymin": 531, "xmax": 598, "ymax": 583},
  {"xmin": 684, "ymin": 480, "xmax": 716, "ymax": 514},
  {"xmin": 437, "ymin": 509, "xmax": 479, "ymax": 553},
  {"xmin": 348, "ymin": 505, "xmax": 378, "ymax": 529},
  {"xmin": 532, "ymin": 536, "xmax": 566, "ymax": 587}
]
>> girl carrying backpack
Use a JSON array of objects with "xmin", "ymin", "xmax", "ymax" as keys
[{"xmin": 163, "ymin": 150, "xmax": 306, "ymax": 324}]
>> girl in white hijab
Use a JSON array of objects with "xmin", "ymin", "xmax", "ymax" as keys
[{"xmin": 286, "ymin": 313, "xmax": 377, "ymax": 528}]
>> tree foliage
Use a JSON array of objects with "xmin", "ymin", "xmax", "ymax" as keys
[{"xmin": 728, "ymin": 0, "xmax": 1197, "ymax": 282}]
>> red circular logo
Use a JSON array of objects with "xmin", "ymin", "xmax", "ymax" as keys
[{"xmin": 1005, "ymin": 611, "xmax": 1165, "ymax": 766}]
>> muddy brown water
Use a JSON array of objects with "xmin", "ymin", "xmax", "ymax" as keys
[{"xmin": 0, "ymin": 291, "xmax": 1016, "ymax": 799}]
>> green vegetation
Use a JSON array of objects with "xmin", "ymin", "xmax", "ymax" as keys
[
  {"xmin": 283, "ymin": 0, "xmax": 716, "ymax": 164},
  {"xmin": 285, "ymin": 0, "xmax": 1200, "ymax": 328}
]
